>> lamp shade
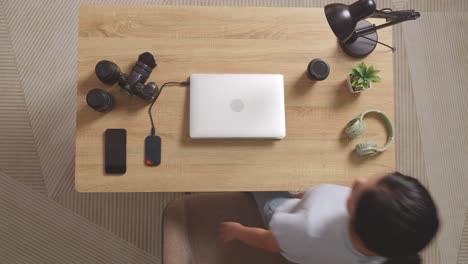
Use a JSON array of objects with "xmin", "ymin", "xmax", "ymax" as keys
[{"xmin": 324, "ymin": 0, "xmax": 376, "ymax": 42}]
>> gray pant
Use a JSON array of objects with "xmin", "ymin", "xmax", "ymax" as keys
[{"xmin": 251, "ymin": 192, "xmax": 292, "ymax": 227}]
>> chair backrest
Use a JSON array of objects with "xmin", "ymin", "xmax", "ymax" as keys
[
  {"xmin": 384, "ymin": 254, "xmax": 421, "ymax": 264},
  {"xmin": 162, "ymin": 193, "xmax": 289, "ymax": 264}
]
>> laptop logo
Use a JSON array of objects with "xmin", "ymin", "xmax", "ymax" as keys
[{"xmin": 230, "ymin": 99, "xmax": 245, "ymax": 112}]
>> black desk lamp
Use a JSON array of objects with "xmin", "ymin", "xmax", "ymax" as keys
[{"xmin": 325, "ymin": 0, "xmax": 420, "ymax": 57}]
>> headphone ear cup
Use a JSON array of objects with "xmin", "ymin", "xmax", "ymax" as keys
[
  {"xmin": 355, "ymin": 141, "xmax": 378, "ymax": 156},
  {"xmin": 345, "ymin": 118, "xmax": 367, "ymax": 138}
]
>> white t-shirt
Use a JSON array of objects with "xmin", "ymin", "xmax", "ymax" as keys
[{"xmin": 270, "ymin": 184, "xmax": 386, "ymax": 264}]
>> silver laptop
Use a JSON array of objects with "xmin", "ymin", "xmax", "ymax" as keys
[{"xmin": 189, "ymin": 74, "xmax": 286, "ymax": 139}]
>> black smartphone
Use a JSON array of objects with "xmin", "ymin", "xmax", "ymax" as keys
[{"xmin": 105, "ymin": 129, "xmax": 126, "ymax": 174}]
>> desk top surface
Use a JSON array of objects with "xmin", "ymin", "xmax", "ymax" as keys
[{"xmin": 76, "ymin": 5, "xmax": 394, "ymax": 192}]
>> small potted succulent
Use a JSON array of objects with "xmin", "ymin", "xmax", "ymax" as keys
[{"xmin": 347, "ymin": 62, "xmax": 381, "ymax": 93}]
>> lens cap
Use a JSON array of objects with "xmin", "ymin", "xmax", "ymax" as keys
[
  {"xmin": 86, "ymin": 88, "xmax": 113, "ymax": 112},
  {"xmin": 95, "ymin": 60, "xmax": 121, "ymax": 84},
  {"xmin": 307, "ymin": 58, "xmax": 330, "ymax": 81}
]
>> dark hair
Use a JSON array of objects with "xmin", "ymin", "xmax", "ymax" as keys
[{"xmin": 353, "ymin": 172, "xmax": 439, "ymax": 258}]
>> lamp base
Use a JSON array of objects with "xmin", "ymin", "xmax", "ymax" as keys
[{"xmin": 340, "ymin": 20, "xmax": 378, "ymax": 58}]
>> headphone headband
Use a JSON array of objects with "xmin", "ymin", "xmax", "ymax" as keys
[{"xmin": 356, "ymin": 110, "xmax": 394, "ymax": 152}]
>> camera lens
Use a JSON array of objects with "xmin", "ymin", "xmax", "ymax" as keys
[
  {"xmin": 307, "ymin": 58, "xmax": 330, "ymax": 81},
  {"xmin": 86, "ymin": 88, "xmax": 113, "ymax": 112},
  {"xmin": 95, "ymin": 60, "xmax": 121, "ymax": 84}
]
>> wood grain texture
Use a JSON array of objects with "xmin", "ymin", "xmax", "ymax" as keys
[{"xmin": 76, "ymin": 5, "xmax": 394, "ymax": 192}]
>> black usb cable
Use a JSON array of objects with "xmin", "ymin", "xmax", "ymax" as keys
[
  {"xmin": 145, "ymin": 80, "xmax": 190, "ymax": 166},
  {"xmin": 149, "ymin": 81, "xmax": 190, "ymax": 135}
]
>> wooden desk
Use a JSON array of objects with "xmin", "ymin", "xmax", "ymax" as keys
[{"xmin": 76, "ymin": 5, "xmax": 394, "ymax": 192}]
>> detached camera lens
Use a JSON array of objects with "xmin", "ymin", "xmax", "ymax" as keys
[
  {"xmin": 95, "ymin": 60, "xmax": 122, "ymax": 84},
  {"xmin": 307, "ymin": 58, "xmax": 330, "ymax": 81},
  {"xmin": 86, "ymin": 88, "xmax": 113, "ymax": 112}
]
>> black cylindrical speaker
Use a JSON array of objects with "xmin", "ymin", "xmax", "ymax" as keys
[
  {"xmin": 95, "ymin": 60, "xmax": 122, "ymax": 84},
  {"xmin": 307, "ymin": 59, "xmax": 330, "ymax": 81},
  {"xmin": 86, "ymin": 88, "xmax": 114, "ymax": 112}
]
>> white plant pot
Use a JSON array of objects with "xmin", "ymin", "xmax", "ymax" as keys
[{"xmin": 347, "ymin": 74, "xmax": 372, "ymax": 93}]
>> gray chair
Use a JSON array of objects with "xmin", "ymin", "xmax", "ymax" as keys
[
  {"xmin": 162, "ymin": 192, "xmax": 288, "ymax": 264},
  {"xmin": 162, "ymin": 193, "xmax": 420, "ymax": 264}
]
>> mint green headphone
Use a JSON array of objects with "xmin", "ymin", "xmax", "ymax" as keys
[{"xmin": 344, "ymin": 110, "xmax": 394, "ymax": 156}]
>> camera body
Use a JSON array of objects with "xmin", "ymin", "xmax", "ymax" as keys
[
  {"xmin": 95, "ymin": 52, "xmax": 159, "ymax": 102},
  {"xmin": 118, "ymin": 61, "xmax": 158, "ymax": 101}
]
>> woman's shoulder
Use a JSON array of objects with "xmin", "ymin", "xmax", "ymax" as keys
[{"xmin": 305, "ymin": 184, "xmax": 351, "ymax": 196}]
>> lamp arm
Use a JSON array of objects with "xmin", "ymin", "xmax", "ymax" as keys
[
  {"xmin": 353, "ymin": 9, "xmax": 421, "ymax": 38},
  {"xmin": 370, "ymin": 9, "xmax": 420, "ymax": 20}
]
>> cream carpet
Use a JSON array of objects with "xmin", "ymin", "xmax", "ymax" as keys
[
  {"xmin": 403, "ymin": 13, "xmax": 468, "ymax": 264},
  {"xmin": 0, "ymin": 0, "xmax": 467, "ymax": 263}
]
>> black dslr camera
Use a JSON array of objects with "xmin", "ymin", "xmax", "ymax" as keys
[{"xmin": 95, "ymin": 52, "xmax": 159, "ymax": 102}]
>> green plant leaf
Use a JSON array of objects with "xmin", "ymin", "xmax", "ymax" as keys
[
  {"xmin": 355, "ymin": 62, "xmax": 366, "ymax": 77},
  {"xmin": 366, "ymin": 65, "xmax": 376, "ymax": 77},
  {"xmin": 362, "ymin": 62, "xmax": 368, "ymax": 77},
  {"xmin": 357, "ymin": 79, "xmax": 365, "ymax": 87},
  {"xmin": 351, "ymin": 69, "xmax": 361, "ymax": 77},
  {"xmin": 352, "ymin": 80, "xmax": 359, "ymax": 87},
  {"xmin": 368, "ymin": 76, "xmax": 382, "ymax": 83},
  {"xmin": 363, "ymin": 81, "xmax": 369, "ymax": 89}
]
